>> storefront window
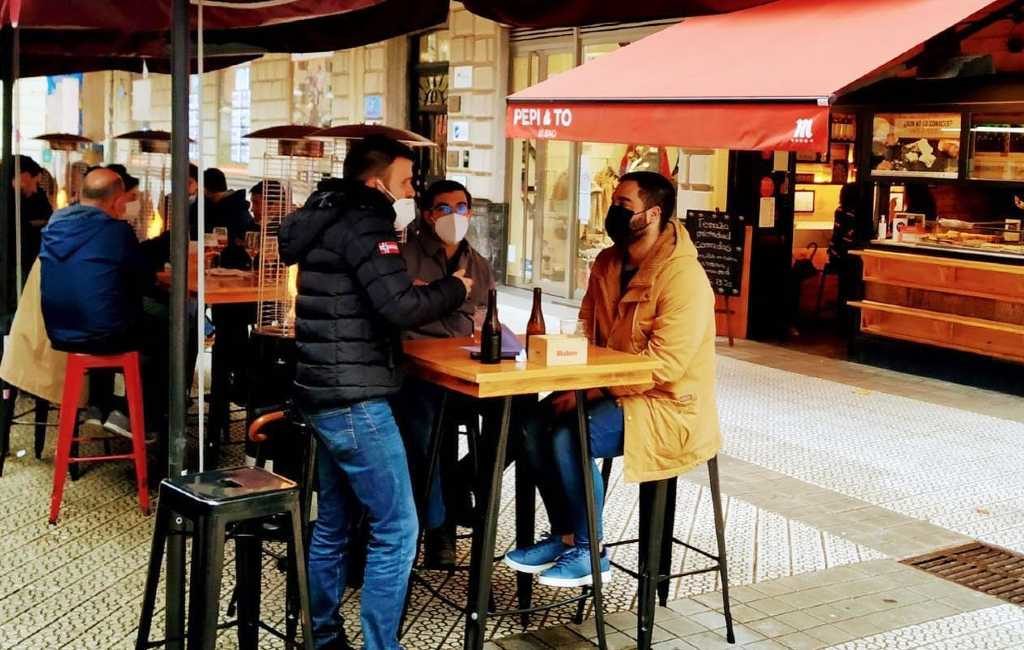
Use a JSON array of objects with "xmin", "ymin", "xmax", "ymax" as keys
[
  {"xmin": 229, "ymin": 66, "xmax": 251, "ymax": 164},
  {"xmin": 968, "ymin": 113, "xmax": 1024, "ymax": 181}
]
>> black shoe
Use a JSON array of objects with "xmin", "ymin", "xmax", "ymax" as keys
[
  {"xmin": 319, "ymin": 637, "xmax": 354, "ymax": 650},
  {"xmin": 423, "ymin": 527, "xmax": 456, "ymax": 569}
]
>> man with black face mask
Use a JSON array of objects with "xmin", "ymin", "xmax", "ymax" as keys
[{"xmin": 505, "ymin": 171, "xmax": 721, "ymax": 589}]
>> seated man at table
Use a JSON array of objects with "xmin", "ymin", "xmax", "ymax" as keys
[
  {"xmin": 393, "ymin": 179, "xmax": 493, "ymax": 568},
  {"xmin": 39, "ymin": 168, "xmax": 170, "ymax": 447},
  {"xmin": 201, "ymin": 167, "xmax": 257, "ymax": 243},
  {"xmin": 504, "ymin": 171, "xmax": 721, "ymax": 587}
]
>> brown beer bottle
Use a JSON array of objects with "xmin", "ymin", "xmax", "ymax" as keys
[
  {"xmin": 526, "ymin": 287, "xmax": 546, "ymax": 346},
  {"xmin": 480, "ymin": 288, "xmax": 502, "ymax": 364}
]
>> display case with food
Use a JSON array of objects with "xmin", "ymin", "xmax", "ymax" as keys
[{"xmin": 968, "ymin": 113, "xmax": 1024, "ymax": 182}]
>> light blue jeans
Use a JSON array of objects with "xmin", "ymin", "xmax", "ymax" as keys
[
  {"xmin": 304, "ymin": 398, "xmax": 418, "ymax": 650},
  {"xmin": 519, "ymin": 396, "xmax": 625, "ymax": 547}
]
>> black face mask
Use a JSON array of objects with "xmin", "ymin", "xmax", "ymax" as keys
[{"xmin": 605, "ymin": 204, "xmax": 649, "ymax": 246}]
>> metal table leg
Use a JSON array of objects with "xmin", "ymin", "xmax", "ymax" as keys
[
  {"xmin": 574, "ymin": 390, "xmax": 608, "ymax": 650},
  {"xmin": 514, "ymin": 454, "xmax": 535, "ymax": 626},
  {"xmin": 463, "ymin": 396, "xmax": 512, "ymax": 650}
]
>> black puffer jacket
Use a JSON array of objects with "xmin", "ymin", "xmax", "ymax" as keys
[{"xmin": 278, "ymin": 178, "xmax": 466, "ymax": 409}]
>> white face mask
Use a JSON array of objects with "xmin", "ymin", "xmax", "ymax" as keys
[
  {"xmin": 393, "ymin": 198, "xmax": 417, "ymax": 231},
  {"xmin": 434, "ymin": 213, "xmax": 470, "ymax": 245},
  {"xmin": 375, "ymin": 179, "xmax": 417, "ymax": 231},
  {"xmin": 124, "ymin": 199, "xmax": 142, "ymax": 219}
]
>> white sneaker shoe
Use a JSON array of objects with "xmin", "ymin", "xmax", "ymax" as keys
[{"xmin": 102, "ymin": 410, "xmax": 132, "ymax": 439}]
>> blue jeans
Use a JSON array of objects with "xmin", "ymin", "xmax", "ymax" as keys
[
  {"xmin": 519, "ymin": 395, "xmax": 624, "ymax": 547},
  {"xmin": 304, "ymin": 399, "xmax": 418, "ymax": 650},
  {"xmin": 392, "ymin": 379, "xmax": 447, "ymax": 530}
]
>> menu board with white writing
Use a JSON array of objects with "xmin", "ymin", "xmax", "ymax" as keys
[{"xmin": 685, "ymin": 209, "xmax": 746, "ymax": 296}]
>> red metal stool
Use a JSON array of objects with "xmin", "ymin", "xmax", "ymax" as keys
[{"xmin": 49, "ymin": 351, "xmax": 150, "ymax": 524}]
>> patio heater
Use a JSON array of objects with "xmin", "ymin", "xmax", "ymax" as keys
[
  {"xmin": 114, "ymin": 129, "xmax": 173, "ymax": 241},
  {"xmin": 33, "ymin": 133, "xmax": 94, "ymax": 208},
  {"xmin": 245, "ymin": 124, "xmax": 326, "ymax": 339},
  {"xmin": 242, "ymin": 125, "xmax": 326, "ymax": 429}
]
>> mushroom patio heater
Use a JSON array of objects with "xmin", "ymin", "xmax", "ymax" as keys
[
  {"xmin": 33, "ymin": 133, "xmax": 94, "ymax": 208},
  {"xmin": 244, "ymin": 124, "xmax": 328, "ymax": 339},
  {"xmin": 114, "ymin": 129, "xmax": 174, "ymax": 241}
]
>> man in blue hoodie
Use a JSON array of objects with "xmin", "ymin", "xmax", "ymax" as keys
[{"xmin": 40, "ymin": 168, "xmax": 160, "ymax": 440}]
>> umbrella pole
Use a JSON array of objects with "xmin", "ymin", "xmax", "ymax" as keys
[
  {"xmin": 0, "ymin": 25, "xmax": 15, "ymax": 331},
  {"xmin": 166, "ymin": 0, "xmax": 190, "ymax": 646}
]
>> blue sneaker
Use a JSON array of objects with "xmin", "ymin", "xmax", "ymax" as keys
[
  {"xmin": 504, "ymin": 536, "xmax": 571, "ymax": 574},
  {"xmin": 537, "ymin": 546, "xmax": 612, "ymax": 588}
]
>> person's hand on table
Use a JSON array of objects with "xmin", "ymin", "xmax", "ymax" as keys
[{"xmin": 453, "ymin": 269, "xmax": 474, "ymax": 298}]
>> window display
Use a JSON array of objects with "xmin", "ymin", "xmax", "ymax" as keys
[
  {"xmin": 871, "ymin": 113, "xmax": 961, "ymax": 179},
  {"xmin": 968, "ymin": 113, "xmax": 1024, "ymax": 181}
]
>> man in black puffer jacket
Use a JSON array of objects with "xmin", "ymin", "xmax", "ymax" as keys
[{"xmin": 278, "ymin": 135, "xmax": 472, "ymax": 650}]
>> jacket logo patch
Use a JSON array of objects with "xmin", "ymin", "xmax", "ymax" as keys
[{"xmin": 378, "ymin": 241, "xmax": 400, "ymax": 255}]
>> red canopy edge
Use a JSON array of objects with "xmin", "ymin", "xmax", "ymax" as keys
[{"xmin": 506, "ymin": 101, "xmax": 830, "ymax": 153}]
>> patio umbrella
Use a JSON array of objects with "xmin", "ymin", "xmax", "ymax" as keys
[{"xmin": 311, "ymin": 124, "xmax": 437, "ymax": 147}]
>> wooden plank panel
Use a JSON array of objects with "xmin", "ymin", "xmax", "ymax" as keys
[
  {"xmin": 856, "ymin": 250, "xmax": 1024, "ymax": 304},
  {"xmin": 852, "ymin": 301, "xmax": 1024, "ymax": 363}
]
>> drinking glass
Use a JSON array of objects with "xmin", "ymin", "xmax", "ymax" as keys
[
  {"xmin": 244, "ymin": 231, "xmax": 260, "ymax": 270},
  {"xmin": 560, "ymin": 319, "xmax": 585, "ymax": 337},
  {"xmin": 472, "ymin": 306, "xmax": 489, "ymax": 342},
  {"xmin": 212, "ymin": 227, "xmax": 229, "ymax": 248}
]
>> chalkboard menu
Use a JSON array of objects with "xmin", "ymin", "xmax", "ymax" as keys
[{"xmin": 685, "ymin": 209, "xmax": 746, "ymax": 296}]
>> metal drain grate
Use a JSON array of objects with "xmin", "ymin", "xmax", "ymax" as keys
[{"xmin": 902, "ymin": 542, "xmax": 1024, "ymax": 604}]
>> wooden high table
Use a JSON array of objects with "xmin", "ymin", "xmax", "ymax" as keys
[
  {"xmin": 155, "ymin": 270, "xmax": 261, "ymax": 305},
  {"xmin": 402, "ymin": 336, "xmax": 659, "ymax": 650}
]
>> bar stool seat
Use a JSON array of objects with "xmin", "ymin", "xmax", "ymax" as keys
[
  {"xmin": 49, "ymin": 351, "xmax": 149, "ymax": 524},
  {"xmin": 135, "ymin": 466, "xmax": 315, "ymax": 650},
  {"xmin": 600, "ymin": 455, "xmax": 735, "ymax": 649}
]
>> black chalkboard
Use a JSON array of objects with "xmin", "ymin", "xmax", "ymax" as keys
[{"xmin": 685, "ymin": 209, "xmax": 746, "ymax": 296}]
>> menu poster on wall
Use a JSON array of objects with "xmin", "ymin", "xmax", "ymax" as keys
[
  {"xmin": 685, "ymin": 209, "xmax": 746, "ymax": 296},
  {"xmin": 871, "ymin": 113, "xmax": 961, "ymax": 179}
]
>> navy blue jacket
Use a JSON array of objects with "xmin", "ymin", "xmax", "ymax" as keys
[{"xmin": 39, "ymin": 204, "xmax": 152, "ymax": 352}]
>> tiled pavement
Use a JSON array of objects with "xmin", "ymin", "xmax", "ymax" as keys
[{"xmin": 1, "ymin": 333, "xmax": 1022, "ymax": 649}]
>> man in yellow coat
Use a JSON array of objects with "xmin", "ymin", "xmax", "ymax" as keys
[{"xmin": 504, "ymin": 171, "xmax": 720, "ymax": 588}]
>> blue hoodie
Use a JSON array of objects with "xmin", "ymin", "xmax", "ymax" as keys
[{"xmin": 39, "ymin": 204, "xmax": 152, "ymax": 352}]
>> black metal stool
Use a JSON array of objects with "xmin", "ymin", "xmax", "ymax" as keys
[
  {"xmin": 135, "ymin": 466, "xmax": 314, "ymax": 650},
  {"xmin": 0, "ymin": 381, "xmax": 79, "ymax": 479},
  {"xmin": 601, "ymin": 455, "xmax": 735, "ymax": 649}
]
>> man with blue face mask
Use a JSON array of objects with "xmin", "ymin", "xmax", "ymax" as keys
[{"xmin": 393, "ymin": 179, "xmax": 494, "ymax": 568}]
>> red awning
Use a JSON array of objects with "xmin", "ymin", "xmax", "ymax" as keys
[
  {"xmin": 506, "ymin": 0, "xmax": 1007, "ymax": 152},
  {"xmin": 461, "ymin": 0, "xmax": 773, "ymax": 29}
]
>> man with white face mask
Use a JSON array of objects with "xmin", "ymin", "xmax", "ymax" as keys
[{"xmin": 393, "ymin": 179, "xmax": 494, "ymax": 568}]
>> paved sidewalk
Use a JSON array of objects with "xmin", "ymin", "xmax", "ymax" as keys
[{"xmin": 1, "ymin": 332, "xmax": 1021, "ymax": 649}]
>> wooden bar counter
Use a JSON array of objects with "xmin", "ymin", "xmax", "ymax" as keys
[{"xmin": 850, "ymin": 245, "xmax": 1024, "ymax": 363}]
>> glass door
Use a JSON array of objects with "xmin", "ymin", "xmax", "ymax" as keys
[{"xmin": 506, "ymin": 49, "xmax": 576, "ymax": 296}]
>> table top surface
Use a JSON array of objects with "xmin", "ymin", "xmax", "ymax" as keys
[
  {"xmin": 403, "ymin": 336, "xmax": 660, "ymax": 399},
  {"xmin": 155, "ymin": 270, "xmax": 261, "ymax": 305}
]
